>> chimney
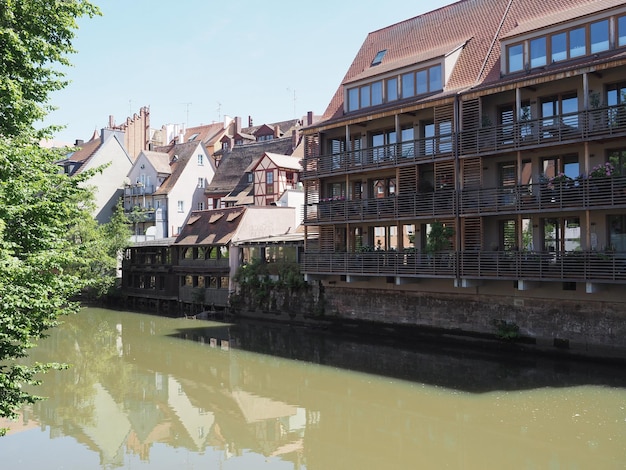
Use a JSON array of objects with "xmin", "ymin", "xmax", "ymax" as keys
[
  {"xmin": 274, "ymin": 125, "xmax": 281, "ymax": 139},
  {"xmin": 307, "ymin": 111, "xmax": 313, "ymax": 126},
  {"xmin": 108, "ymin": 115, "xmax": 115, "ymax": 128},
  {"xmin": 248, "ymin": 115, "xmax": 253, "ymax": 127},
  {"xmin": 291, "ymin": 129, "xmax": 299, "ymax": 150},
  {"xmin": 75, "ymin": 139, "xmax": 84, "ymax": 146},
  {"xmin": 235, "ymin": 116, "xmax": 242, "ymax": 134}
]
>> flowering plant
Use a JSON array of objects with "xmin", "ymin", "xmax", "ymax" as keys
[
  {"xmin": 320, "ymin": 196, "xmax": 345, "ymax": 203},
  {"xmin": 546, "ymin": 172, "xmax": 571, "ymax": 189},
  {"xmin": 588, "ymin": 162, "xmax": 614, "ymax": 178}
]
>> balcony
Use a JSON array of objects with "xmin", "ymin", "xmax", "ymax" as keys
[
  {"xmin": 460, "ymin": 176, "xmax": 626, "ymax": 216},
  {"xmin": 125, "ymin": 184, "xmax": 156, "ymax": 196},
  {"xmin": 303, "ymin": 251, "xmax": 626, "ymax": 284},
  {"xmin": 303, "ymin": 251, "xmax": 456, "ymax": 278},
  {"xmin": 459, "ymin": 104, "xmax": 626, "ymax": 157},
  {"xmin": 305, "ymin": 191, "xmax": 456, "ymax": 224},
  {"xmin": 303, "ymin": 135, "xmax": 453, "ymax": 179},
  {"xmin": 460, "ymin": 251, "xmax": 626, "ymax": 283}
]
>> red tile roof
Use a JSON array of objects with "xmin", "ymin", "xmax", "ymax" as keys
[{"xmin": 321, "ymin": 0, "xmax": 623, "ymax": 122}]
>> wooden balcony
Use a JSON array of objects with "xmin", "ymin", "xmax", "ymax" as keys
[
  {"xmin": 460, "ymin": 251, "xmax": 626, "ymax": 283},
  {"xmin": 303, "ymin": 252, "xmax": 456, "ymax": 278},
  {"xmin": 303, "ymin": 135, "xmax": 453, "ymax": 179},
  {"xmin": 302, "ymin": 104, "xmax": 626, "ymax": 180},
  {"xmin": 303, "ymin": 251, "xmax": 626, "ymax": 283},
  {"xmin": 459, "ymin": 104, "xmax": 626, "ymax": 157},
  {"xmin": 305, "ymin": 190, "xmax": 456, "ymax": 224},
  {"xmin": 460, "ymin": 176, "xmax": 626, "ymax": 216}
]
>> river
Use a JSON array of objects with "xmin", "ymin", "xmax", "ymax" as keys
[{"xmin": 1, "ymin": 307, "xmax": 625, "ymax": 469}]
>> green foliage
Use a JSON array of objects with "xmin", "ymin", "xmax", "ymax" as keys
[
  {"xmin": 0, "ymin": 133, "xmax": 114, "ymax": 429},
  {"xmin": 0, "ymin": 0, "xmax": 101, "ymax": 136},
  {"xmin": 235, "ymin": 258, "xmax": 306, "ymax": 291},
  {"xmin": 426, "ymin": 221, "xmax": 454, "ymax": 253},
  {"xmin": 492, "ymin": 319, "xmax": 520, "ymax": 341}
]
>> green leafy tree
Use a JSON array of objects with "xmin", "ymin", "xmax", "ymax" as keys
[
  {"xmin": 0, "ymin": 0, "xmax": 100, "ymax": 136},
  {"xmin": 0, "ymin": 0, "xmax": 103, "ymax": 433}
]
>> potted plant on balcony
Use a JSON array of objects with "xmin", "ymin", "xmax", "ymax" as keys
[{"xmin": 426, "ymin": 221, "xmax": 453, "ymax": 268}]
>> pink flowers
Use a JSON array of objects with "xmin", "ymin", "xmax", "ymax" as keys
[{"xmin": 589, "ymin": 162, "xmax": 614, "ymax": 178}]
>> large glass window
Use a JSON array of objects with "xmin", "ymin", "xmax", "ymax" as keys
[
  {"xmin": 360, "ymin": 85, "xmax": 371, "ymax": 108},
  {"xmin": 507, "ymin": 43, "xmax": 524, "ymax": 72},
  {"xmin": 619, "ymin": 16, "xmax": 626, "ymax": 47},
  {"xmin": 590, "ymin": 19, "xmax": 609, "ymax": 53},
  {"xmin": 416, "ymin": 69, "xmax": 428, "ymax": 95},
  {"xmin": 429, "ymin": 65, "xmax": 442, "ymax": 91},
  {"xmin": 551, "ymin": 32, "xmax": 567, "ymax": 62},
  {"xmin": 371, "ymin": 80, "xmax": 383, "ymax": 106},
  {"xmin": 348, "ymin": 88, "xmax": 359, "ymax": 112},
  {"xmin": 401, "ymin": 72, "xmax": 414, "ymax": 98},
  {"xmin": 530, "ymin": 37, "xmax": 546, "ymax": 68},
  {"xmin": 386, "ymin": 77, "xmax": 398, "ymax": 102},
  {"xmin": 569, "ymin": 27, "xmax": 586, "ymax": 58}
]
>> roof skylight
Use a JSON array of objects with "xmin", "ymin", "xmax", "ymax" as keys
[{"xmin": 371, "ymin": 49, "xmax": 387, "ymax": 66}]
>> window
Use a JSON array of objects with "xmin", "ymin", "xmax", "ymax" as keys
[
  {"xmin": 507, "ymin": 14, "xmax": 625, "ymax": 73},
  {"xmin": 530, "ymin": 37, "xmax": 546, "ymax": 68},
  {"xmin": 401, "ymin": 72, "xmax": 415, "ymax": 98},
  {"xmin": 247, "ymin": 172, "xmax": 253, "ymax": 183},
  {"xmin": 197, "ymin": 202, "xmax": 204, "ymax": 210},
  {"xmin": 590, "ymin": 19, "xmax": 609, "ymax": 53},
  {"xmin": 619, "ymin": 16, "xmax": 626, "ymax": 47},
  {"xmin": 197, "ymin": 154, "xmax": 204, "ymax": 165},
  {"xmin": 551, "ymin": 32, "xmax": 567, "ymax": 62},
  {"xmin": 197, "ymin": 177, "xmax": 205, "ymax": 188},
  {"xmin": 371, "ymin": 80, "xmax": 383, "ymax": 106},
  {"xmin": 507, "ymin": 43, "xmax": 524, "ymax": 72},
  {"xmin": 608, "ymin": 215, "xmax": 626, "ymax": 251},
  {"xmin": 371, "ymin": 129, "xmax": 396, "ymax": 162},
  {"xmin": 541, "ymin": 154, "xmax": 579, "ymax": 181},
  {"xmin": 177, "ymin": 201, "xmax": 184, "ymax": 213},
  {"xmin": 347, "ymin": 64, "xmax": 442, "ymax": 111},
  {"xmin": 371, "ymin": 49, "xmax": 387, "ymax": 66},
  {"xmin": 386, "ymin": 77, "xmax": 398, "ymax": 102},
  {"xmin": 266, "ymin": 170, "xmax": 274, "ymax": 195},
  {"xmin": 569, "ymin": 27, "xmax": 586, "ymax": 58},
  {"xmin": 541, "ymin": 93, "xmax": 578, "ymax": 136}
]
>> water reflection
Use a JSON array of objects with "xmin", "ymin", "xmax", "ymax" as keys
[{"xmin": 1, "ymin": 308, "xmax": 625, "ymax": 469}]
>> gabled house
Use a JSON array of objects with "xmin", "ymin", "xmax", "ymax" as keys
[
  {"xmin": 249, "ymin": 152, "xmax": 302, "ymax": 206},
  {"xmin": 124, "ymin": 140, "xmax": 215, "ymax": 240},
  {"xmin": 207, "ymin": 127, "xmax": 300, "ymax": 209},
  {"xmin": 171, "ymin": 206, "xmax": 296, "ymax": 309},
  {"xmin": 58, "ymin": 128, "xmax": 133, "ymax": 224}
]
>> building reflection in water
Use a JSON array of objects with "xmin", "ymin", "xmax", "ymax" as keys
[{"xmin": 5, "ymin": 308, "xmax": 625, "ymax": 470}]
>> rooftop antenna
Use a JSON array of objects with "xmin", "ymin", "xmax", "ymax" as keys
[
  {"xmin": 216, "ymin": 101, "xmax": 222, "ymax": 121},
  {"xmin": 287, "ymin": 88, "xmax": 296, "ymax": 119},
  {"xmin": 182, "ymin": 102, "xmax": 192, "ymax": 128}
]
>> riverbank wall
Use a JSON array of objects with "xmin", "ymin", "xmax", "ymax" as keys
[{"xmin": 229, "ymin": 280, "xmax": 626, "ymax": 362}]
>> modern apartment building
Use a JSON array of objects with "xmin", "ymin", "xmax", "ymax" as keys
[{"xmin": 301, "ymin": 0, "xmax": 626, "ymax": 313}]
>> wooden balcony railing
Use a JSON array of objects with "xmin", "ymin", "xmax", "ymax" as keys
[
  {"xmin": 303, "ymin": 134, "xmax": 453, "ymax": 178},
  {"xmin": 459, "ymin": 251, "xmax": 626, "ymax": 283},
  {"xmin": 302, "ymin": 104, "xmax": 626, "ymax": 180},
  {"xmin": 460, "ymin": 176, "xmax": 626, "ymax": 215},
  {"xmin": 305, "ymin": 190, "xmax": 456, "ymax": 224},
  {"xmin": 460, "ymin": 105, "xmax": 626, "ymax": 155},
  {"xmin": 305, "ymin": 176, "xmax": 626, "ymax": 223},
  {"xmin": 303, "ymin": 251, "xmax": 626, "ymax": 283}
]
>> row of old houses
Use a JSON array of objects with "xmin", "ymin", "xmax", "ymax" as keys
[{"xmin": 63, "ymin": 0, "xmax": 626, "ymax": 353}]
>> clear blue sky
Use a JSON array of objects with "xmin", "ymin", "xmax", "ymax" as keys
[{"xmin": 44, "ymin": 0, "xmax": 454, "ymax": 144}]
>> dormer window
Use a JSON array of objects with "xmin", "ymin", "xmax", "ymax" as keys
[
  {"xmin": 371, "ymin": 49, "xmax": 387, "ymax": 66},
  {"xmin": 346, "ymin": 63, "xmax": 442, "ymax": 113},
  {"xmin": 504, "ymin": 13, "xmax": 621, "ymax": 75}
]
